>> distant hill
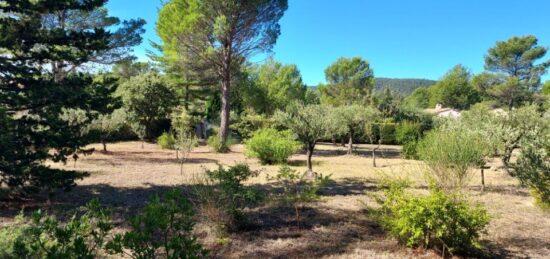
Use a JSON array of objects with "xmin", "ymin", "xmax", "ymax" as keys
[{"xmin": 374, "ymin": 77, "xmax": 436, "ymax": 97}]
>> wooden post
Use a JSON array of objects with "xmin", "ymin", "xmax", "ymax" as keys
[{"xmin": 481, "ymin": 166, "xmax": 490, "ymax": 192}]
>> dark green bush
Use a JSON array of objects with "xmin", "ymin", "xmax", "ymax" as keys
[
  {"xmin": 106, "ymin": 189, "xmax": 207, "ymax": 258},
  {"xmin": 245, "ymin": 128, "xmax": 301, "ymax": 165},
  {"xmin": 7, "ymin": 199, "xmax": 113, "ymax": 258},
  {"xmin": 191, "ymin": 164, "xmax": 261, "ymax": 232},
  {"xmin": 157, "ymin": 132, "xmax": 176, "ymax": 149},
  {"xmin": 396, "ymin": 122, "xmax": 423, "ymax": 159},
  {"xmin": 376, "ymin": 180, "xmax": 490, "ymax": 255},
  {"xmin": 2, "ymin": 192, "xmax": 206, "ymax": 259},
  {"xmin": 231, "ymin": 112, "xmax": 274, "ymax": 140}
]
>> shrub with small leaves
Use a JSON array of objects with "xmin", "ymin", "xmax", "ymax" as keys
[
  {"xmin": 190, "ymin": 164, "xmax": 261, "ymax": 233},
  {"xmin": 157, "ymin": 132, "xmax": 176, "ymax": 149},
  {"xmin": 271, "ymin": 166, "xmax": 332, "ymax": 228},
  {"xmin": 106, "ymin": 188, "xmax": 207, "ymax": 258},
  {"xmin": 9, "ymin": 199, "xmax": 113, "ymax": 259},
  {"xmin": 207, "ymin": 135, "xmax": 236, "ymax": 153},
  {"xmin": 245, "ymin": 128, "xmax": 301, "ymax": 165},
  {"xmin": 376, "ymin": 180, "xmax": 490, "ymax": 255},
  {"xmin": 514, "ymin": 146, "xmax": 550, "ymax": 209}
]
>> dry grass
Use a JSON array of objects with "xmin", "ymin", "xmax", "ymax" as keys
[{"xmin": 1, "ymin": 141, "xmax": 549, "ymax": 258}]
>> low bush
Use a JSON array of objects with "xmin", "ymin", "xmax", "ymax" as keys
[
  {"xmin": 5, "ymin": 199, "xmax": 113, "ymax": 258},
  {"xmin": 245, "ymin": 128, "xmax": 301, "ymax": 165},
  {"xmin": 207, "ymin": 135, "xmax": 237, "ymax": 153},
  {"xmin": 106, "ymin": 189, "xmax": 207, "ymax": 258},
  {"xmin": 190, "ymin": 164, "xmax": 261, "ymax": 233},
  {"xmin": 271, "ymin": 166, "xmax": 332, "ymax": 228},
  {"xmin": 157, "ymin": 132, "xmax": 176, "ymax": 149},
  {"xmin": 376, "ymin": 180, "xmax": 490, "ymax": 255},
  {"xmin": 1, "ymin": 191, "xmax": 206, "ymax": 259},
  {"xmin": 417, "ymin": 129, "xmax": 489, "ymax": 189},
  {"xmin": 231, "ymin": 111, "xmax": 274, "ymax": 140},
  {"xmin": 514, "ymin": 146, "xmax": 550, "ymax": 209},
  {"xmin": 396, "ymin": 122, "xmax": 423, "ymax": 159}
]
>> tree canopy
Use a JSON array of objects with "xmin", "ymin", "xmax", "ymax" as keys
[{"xmin": 319, "ymin": 57, "xmax": 375, "ymax": 106}]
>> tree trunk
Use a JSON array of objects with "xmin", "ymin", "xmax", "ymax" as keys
[
  {"xmin": 332, "ymin": 137, "xmax": 336, "ymax": 146},
  {"xmin": 341, "ymin": 138, "xmax": 345, "ymax": 147},
  {"xmin": 219, "ymin": 71, "xmax": 231, "ymax": 146},
  {"xmin": 481, "ymin": 168, "xmax": 485, "ymax": 192},
  {"xmin": 305, "ymin": 143, "xmax": 316, "ymax": 179},
  {"xmin": 101, "ymin": 139, "xmax": 107, "ymax": 153},
  {"xmin": 347, "ymin": 133, "xmax": 353, "ymax": 155},
  {"xmin": 373, "ymin": 140, "xmax": 381, "ymax": 167}
]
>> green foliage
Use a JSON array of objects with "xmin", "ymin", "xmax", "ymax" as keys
[
  {"xmin": 0, "ymin": 1, "xmax": 118, "ymax": 195},
  {"xmin": 118, "ymin": 73, "xmax": 177, "ymax": 140},
  {"xmin": 8, "ymin": 199, "xmax": 113, "ymax": 258},
  {"xmin": 158, "ymin": 132, "xmax": 176, "ymax": 150},
  {"xmin": 157, "ymin": 0, "xmax": 288, "ymax": 146},
  {"xmin": 396, "ymin": 122, "xmax": 423, "ymax": 159},
  {"xmin": 333, "ymin": 105, "xmax": 378, "ymax": 154},
  {"xmin": 245, "ymin": 129, "xmax": 301, "ymax": 165},
  {"xmin": 191, "ymin": 164, "xmax": 261, "ymax": 232},
  {"xmin": 485, "ymin": 35, "xmax": 549, "ymax": 92},
  {"xmin": 417, "ymin": 128, "xmax": 490, "ymax": 189},
  {"xmin": 429, "ymin": 65, "xmax": 480, "ymax": 109},
  {"xmin": 274, "ymin": 103, "xmax": 329, "ymax": 171},
  {"xmin": 320, "ymin": 57, "xmax": 375, "ymax": 106},
  {"xmin": 514, "ymin": 146, "xmax": 550, "ymax": 209},
  {"xmin": 242, "ymin": 59, "xmax": 307, "ymax": 114},
  {"xmin": 376, "ymin": 181, "xmax": 490, "ymax": 254},
  {"xmin": 106, "ymin": 189, "xmax": 207, "ymax": 258},
  {"xmin": 231, "ymin": 110, "xmax": 274, "ymax": 140},
  {"xmin": 374, "ymin": 78, "xmax": 436, "ymax": 96},
  {"xmin": 403, "ymin": 87, "xmax": 432, "ymax": 109},
  {"xmin": 0, "ymin": 214, "xmax": 27, "ymax": 257},
  {"xmin": 171, "ymin": 107, "xmax": 199, "ymax": 137},
  {"xmin": 207, "ymin": 135, "xmax": 237, "ymax": 153},
  {"xmin": 271, "ymin": 166, "xmax": 332, "ymax": 227}
]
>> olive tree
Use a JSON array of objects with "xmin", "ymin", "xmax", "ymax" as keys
[
  {"xmin": 275, "ymin": 103, "xmax": 328, "ymax": 177},
  {"xmin": 417, "ymin": 128, "xmax": 491, "ymax": 190}
]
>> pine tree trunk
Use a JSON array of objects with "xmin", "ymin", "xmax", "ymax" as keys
[
  {"xmin": 219, "ymin": 54, "xmax": 231, "ymax": 148},
  {"xmin": 347, "ymin": 133, "xmax": 353, "ymax": 155}
]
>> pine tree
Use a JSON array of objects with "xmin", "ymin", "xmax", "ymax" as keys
[{"xmin": 0, "ymin": 0, "xmax": 116, "ymax": 195}]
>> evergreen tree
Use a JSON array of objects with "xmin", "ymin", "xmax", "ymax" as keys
[{"xmin": 0, "ymin": 0, "xmax": 116, "ymax": 195}]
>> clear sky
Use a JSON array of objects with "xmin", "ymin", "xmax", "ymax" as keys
[{"xmin": 106, "ymin": 0, "xmax": 550, "ymax": 86}]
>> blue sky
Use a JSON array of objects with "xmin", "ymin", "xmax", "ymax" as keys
[{"xmin": 106, "ymin": 0, "xmax": 550, "ymax": 86}]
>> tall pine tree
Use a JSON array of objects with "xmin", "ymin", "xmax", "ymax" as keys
[{"xmin": 0, "ymin": 0, "xmax": 116, "ymax": 195}]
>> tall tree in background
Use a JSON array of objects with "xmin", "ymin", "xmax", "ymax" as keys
[
  {"xmin": 242, "ymin": 58, "xmax": 306, "ymax": 114},
  {"xmin": 0, "ymin": 0, "xmax": 116, "ymax": 195},
  {"xmin": 319, "ymin": 57, "xmax": 375, "ymax": 106},
  {"xmin": 156, "ymin": 0, "xmax": 288, "ymax": 148},
  {"xmin": 430, "ymin": 65, "xmax": 479, "ymax": 110},
  {"xmin": 41, "ymin": 3, "xmax": 145, "ymax": 80},
  {"xmin": 482, "ymin": 36, "xmax": 550, "ymax": 108},
  {"xmin": 485, "ymin": 35, "xmax": 549, "ymax": 92}
]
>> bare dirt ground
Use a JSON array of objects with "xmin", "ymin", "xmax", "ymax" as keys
[{"xmin": 1, "ymin": 141, "xmax": 549, "ymax": 258}]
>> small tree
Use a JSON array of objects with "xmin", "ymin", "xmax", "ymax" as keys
[
  {"xmin": 118, "ymin": 73, "xmax": 176, "ymax": 140},
  {"xmin": 275, "ymin": 103, "xmax": 328, "ymax": 177},
  {"xmin": 363, "ymin": 109, "xmax": 383, "ymax": 167},
  {"xmin": 335, "ymin": 105, "xmax": 371, "ymax": 155},
  {"xmin": 90, "ymin": 109, "xmax": 127, "ymax": 153},
  {"xmin": 417, "ymin": 128, "xmax": 490, "ymax": 190}
]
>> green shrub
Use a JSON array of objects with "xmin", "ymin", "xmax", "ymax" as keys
[
  {"xmin": 2, "ymin": 192, "xmax": 206, "ymax": 259},
  {"xmin": 106, "ymin": 189, "xmax": 207, "ymax": 258},
  {"xmin": 271, "ymin": 166, "xmax": 332, "ymax": 228},
  {"xmin": 514, "ymin": 146, "xmax": 550, "ymax": 209},
  {"xmin": 402, "ymin": 140, "xmax": 419, "ymax": 160},
  {"xmin": 231, "ymin": 112, "xmax": 274, "ymax": 140},
  {"xmin": 245, "ymin": 128, "xmax": 301, "ymax": 165},
  {"xmin": 157, "ymin": 132, "xmax": 176, "ymax": 149},
  {"xmin": 7, "ymin": 199, "xmax": 113, "ymax": 258},
  {"xmin": 377, "ymin": 180, "xmax": 490, "ymax": 255},
  {"xmin": 396, "ymin": 122, "xmax": 422, "ymax": 144},
  {"xmin": 417, "ymin": 129, "xmax": 489, "ymax": 189},
  {"xmin": 379, "ymin": 123, "xmax": 397, "ymax": 144},
  {"xmin": 190, "ymin": 164, "xmax": 261, "ymax": 233},
  {"xmin": 207, "ymin": 135, "xmax": 237, "ymax": 153}
]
